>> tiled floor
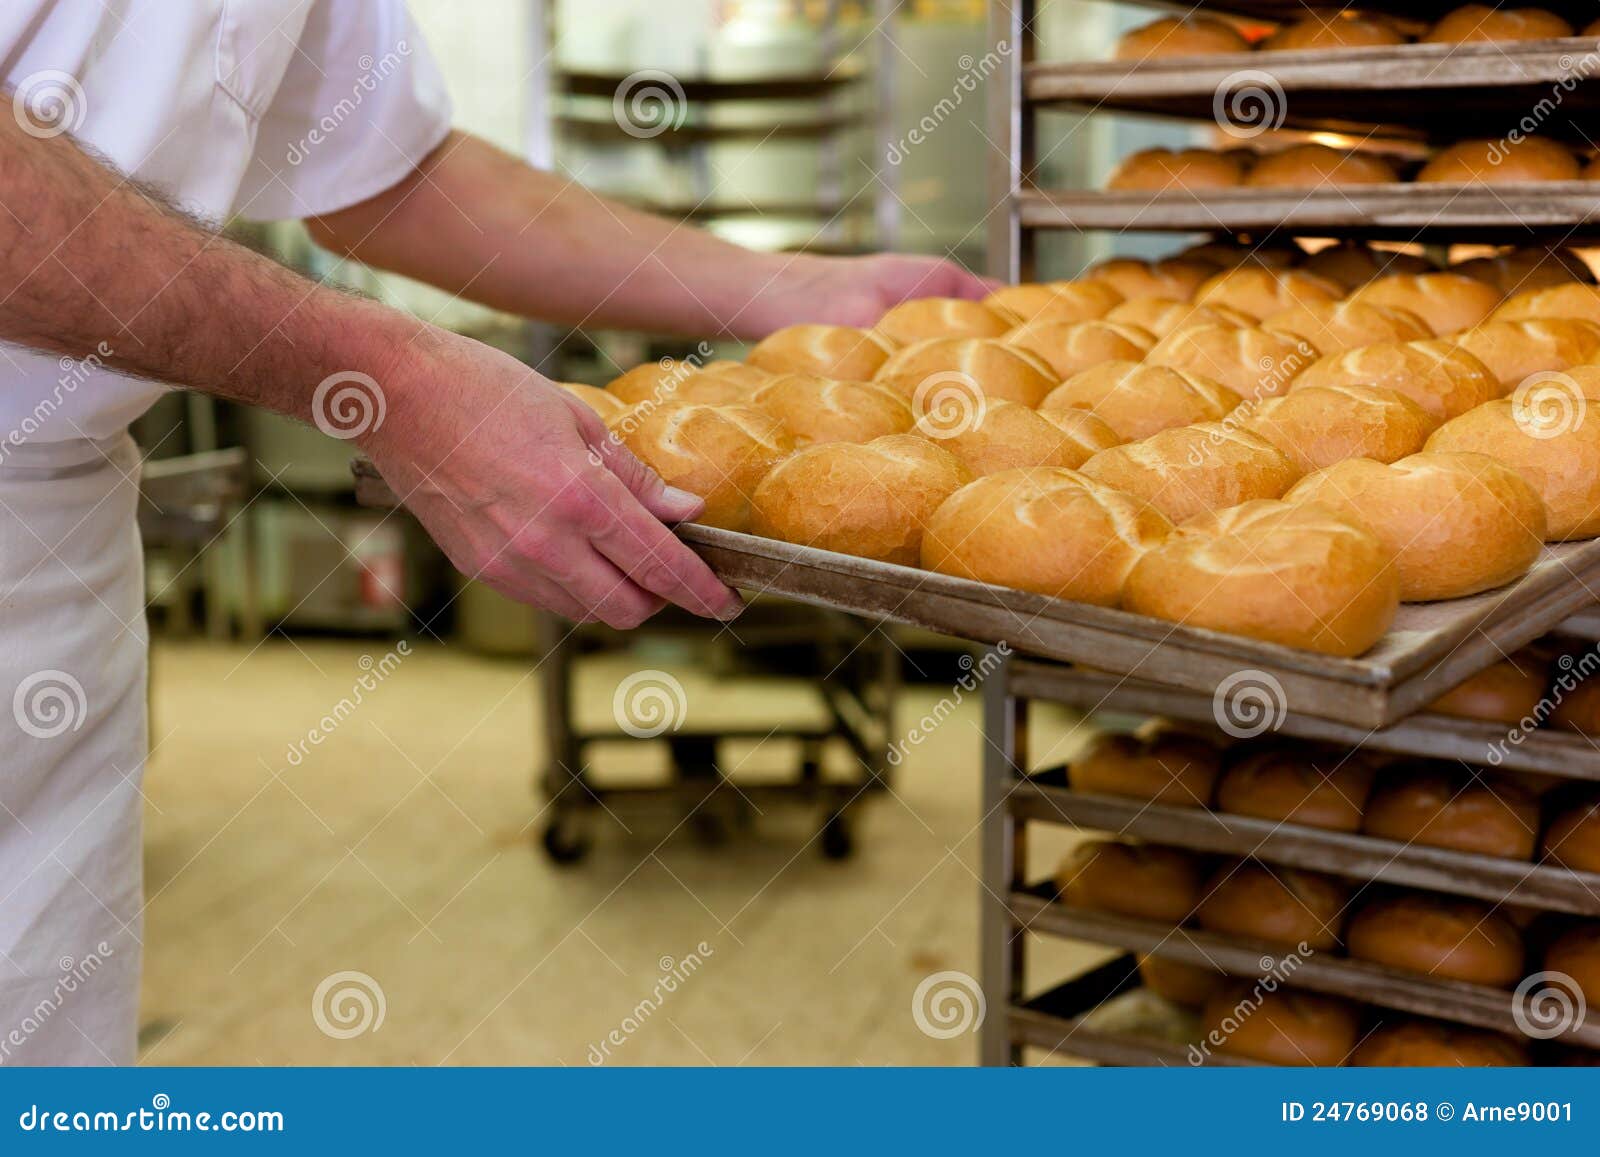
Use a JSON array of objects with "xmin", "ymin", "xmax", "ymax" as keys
[{"xmin": 138, "ymin": 636, "xmax": 1105, "ymax": 1066}]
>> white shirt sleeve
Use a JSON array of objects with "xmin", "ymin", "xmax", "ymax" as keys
[{"xmin": 233, "ymin": 0, "xmax": 453, "ymax": 222}]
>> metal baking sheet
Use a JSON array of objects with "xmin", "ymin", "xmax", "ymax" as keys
[{"xmin": 1098, "ymin": 0, "xmax": 1597, "ymax": 24}]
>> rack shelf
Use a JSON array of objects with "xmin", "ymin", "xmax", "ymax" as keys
[{"xmin": 1093, "ymin": 0, "xmax": 1600, "ymax": 24}]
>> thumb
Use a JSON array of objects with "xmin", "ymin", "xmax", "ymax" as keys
[{"xmin": 590, "ymin": 434, "xmax": 706, "ymax": 524}]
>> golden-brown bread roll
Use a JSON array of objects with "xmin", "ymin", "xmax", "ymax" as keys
[
  {"xmin": 1086, "ymin": 257, "xmax": 1215, "ymax": 302},
  {"xmin": 1452, "ymin": 246, "xmax": 1598, "ymax": 295},
  {"xmin": 873, "ymin": 297, "xmax": 1012, "ymax": 345},
  {"xmin": 1107, "ymin": 148, "xmax": 1245, "ymax": 192},
  {"xmin": 1245, "ymin": 144, "xmax": 1401, "ymax": 188},
  {"xmin": 1239, "ymin": 385, "xmax": 1437, "ymax": 473},
  {"xmin": 1493, "ymin": 284, "xmax": 1600, "ymax": 326},
  {"xmin": 1351, "ymin": 1020, "xmax": 1529, "ymax": 1067},
  {"xmin": 1543, "ymin": 793, "xmax": 1600, "ymax": 872},
  {"xmin": 1114, "ymin": 15, "xmax": 1252, "ymax": 59},
  {"xmin": 921, "ymin": 468, "xmax": 1170, "ymax": 602},
  {"xmin": 1193, "ymin": 267, "xmax": 1344, "ymax": 322},
  {"xmin": 612, "ymin": 400, "xmax": 794, "ymax": 532},
  {"xmin": 1145, "ymin": 325, "xmax": 1319, "ymax": 400},
  {"xmin": 1104, "ymin": 297, "xmax": 1254, "ymax": 339},
  {"xmin": 1347, "ymin": 893, "xmax": 1525, "ymax": 986},
  {"xmin": 1545, "ymin": 923, "xmax": 1600, "ymax": 1004},
  {"xmin": 915, "ymin": 399, "xmax": 1116, "ymax": 476},
  {"xmin": 749, "ymin": 374, "xmax": 913, "ymax": 445},
  {"xmin": 746, "ymin": 324, "xmax": 897, "ymax": 379},
  {"xmin": 607, "ymin": 358, "xmax": 755, "ymax": 406},
  {"xmin": 1349, "ymin": 272, "xmax": 1503, "ymax": 336},
  {"xmin": 1263, "ymin": 300, "xmax": 1432, "ymax": 354},
  {"xmin": 1139, "ymin": 955, "xmax": 1226, "ymax": 1008},
  {"xmin": 1068, "ymin": 729, "xmax": 1223, "ymax": 807},
  {"xmin": 1263, "ymin": 14, "xmax": 1407, "ymax": 51},
  {"xmin": 561, "ymin": 381, "xmax": 628, "ymax": 420},
  {"xmin": 1292, "ymin": 339, "xmax": 1498, "ymax": 420},
  {"xmin": 1215, "ymin": 745, "xmax": 1375, "ymax": 832},
  {"xmin": 1001, "ymin": 318, "xmax": 1155, "ymax": 380},
  {"xmin": 873, "ymin": 337, "xmax": 1059, "ymax": 408},
  {"xmin": 1055, "ymin": 840, "xmax": 1203, "ymax": 922},
  {"xmin": 1551, "ymin": 669, "xmax": 1600, "ymax": 735},
  {"xmin": 1041, "ymin": 361, "xmax": 1243, "ymax": 442},
  {"xmin": 1181, "ymin": 240, "xmax": 1301, "ymax": 270},
  {"xmin": 1425, "ymin": 397, "xmax": 1600, "ymax": 539},
  {"xmin": 1204, "ymin": 988, "xmax": 1361, "ymax": 1067},
  {"xmin": 982, "ymin": 281, "xmax": 1124, "ymax": 327},
  {"xmin": 1425, "ymin": 5, "xmax": 1575, "ymax": 42},
  {"xmin": 748, "ymin": 434, "xmax": 969, "ymax": 565},
  {"xmin": 697, "ymin": 360, "xmax": 774, "ymax": 389},
  {"xmin": 1589, "ymin": 18, "xmax": 1600, "ymax": 37},
  {"xmin": 1362, "ymin": 765, "xmax": 1539, "ymax": 860},
  {"xmin": 1081, "ymin": 423, "xmax": 1301, "ymax": 525},
  {"xmin": 1452, "ymin": 319, "xmax": 1600, "ymax": 392},
  {"xmin": 1419, "ymin": 137, "xmax": 1583, "ymax": 184},
  {"xmin": 1429, "ymin": 654, "xmax": 1549, "ymax": 724},
  {"xmin": 1283, "ymin": 452, "xmax": 1547, "ymax": 601},
  {"xmin": 1300, "ymin": 243, "xmax": 1435, "ymax": 292},
  {"xmin": 1197, "ymin": 862, "xmax": 1348, "ymax": 950},
  {"xmin": 1122, "ymin": 500, "xmax": 1400, "ymax": 657}
]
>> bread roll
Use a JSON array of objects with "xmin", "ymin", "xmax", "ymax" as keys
[
  {"xmin": 916, "ymin": 399, "xmax": 1116, "ymax": 476},
  {"xmin": 1122, "ymin": 500, "xmax": 1399, "ymax": 657},
  {"xmin": 1068, "ymin": 730, "xmax": 1222, "ymax": 807},
  {"xmin": 1146, "ymin": 325, "xmax": 1318, "ymax": 400},
  {"xmin": 1245, "ymin": 144, "xmax": 1401, "ymax": 188},
  {"xmin": 1453, "ymin": 318, "xmax": 1600, "ymax": 392},
  {"xmin": 1452, "ymin": 246, "xmax": 1597, "ymax": 295},
  {"xmin": 1080, "ymin": 423, "xmax": 1300, "ymax": 525},
  {"xmin": 1055, "ymin": 840, "xmax": 1202, "ymax": 922},
  {"xmin": 1197, "ymin": 862, "xmax": 1348, "ymax": 950},
  {"xmin": 1240, "ymin": 385, "xmax": 1437, "ymax": 472},
  {"xmin": 1543, "ymin": 793, "xmax": 1600, "ymax": 872},
  {"xmin": 1194, "ymin": 267, "xmax": 1344, "ymax": 322},
  {"xmin": 697, "ymin": 360, "xmax": 774, "ymax": 389},
  {"xmin": 1041, "ymin": 361, "xmax": 1242, "ymax": 441},
  {"xmin": 607, "ymin": 358, "xmax": 754, "ymax": 406},
  {"xmin": 1002, "ymin": 318, "xmax": 1155, "ymax": 379},
  {"xmin": 561, "ymin": 381, "xmax": 628, "ymax": 420},
  {"xmin": 1545, "ymin": 923, "xmax": 1600, "ymax": 1004},
  {"xmin": 921, "ymin": 468, "xmax": 1170, "ymax": 603},
  {"xmin": 1180, "ymin": 240, "xmax": 1301, "ymax": 270},
  {"xmin": 748, "ymin": 434, "xmax": 969, "ymax": 565},
  {"xmin": 1361, "ymin": 765, "xmax": 1539, "ymax": 860},
  {"xmin": 1105, "ymin": 297, "xmax": 1253, "ymax": 339},
  {"xmin": 1215, "ymin": 745, "xmax": 1375, "ymax": 832},
  {"xmin": 1086, "ymin": 257, "xmax": 1214, "ymax": 301},
  {"xmin": 1347, "ymin": 893, "xmax": 1525, "ymax": 986},
  {"xmin": 1350, "ymin": 272, "xmax": 1503, "ymax": 336},
  {"xmin": 983, "ymin": 281, "xmax": 1123, "ymax": 327},
  {"xmin": 873, "ymin": 337, "xmax": 1059, "ymax": 408},
  {"xmin": 1425, "ymin": 5, "xmax": 1575, "ymax": 42},
  {"xmin": 1263, "ymin": 301, "xmax": 1432, "ymax": 354},
  {"xmin": 1107, "ymin": 148, "xmax": 1245, "ymax": 192},
  {"xmin": 1284, "ymin": 452, "xmax": 1547, "ymax": 600},
  {"xmin": 1114, "ymin": 15, "xmax": 1251, "ymax": 59},
  {"xmin": 1588, "ymin": 18, "xmax": 1600, "ymax": 37},
  {"xmin": 1551, "ymin": 672, "xmax": 1600, "ymax": 735},
  {"xmin": 1419, "ymin": 137, "xmax": 1583, "ymax": 185},
  {"xmin": 873, "ymin": 297, "xmax": 1012, "ymax": 345},
  {"xmin": 612, "ymin": 401, "xmax": 794, "ymax": 531},
  {"xmin": 1429, "ymin": 654, "xmax": 1549, "ymax": 723},
  {"xmin": 1139, "ymin": 955, "xmax": 1226, "ymax": 1007},
  {"xmin": 1425, "ymin": 397, "xmax": 1600, "ymax": 539},
  {"xmin": 1493, "ymin": 284, "xmax": 1600, "ymax": 326},
  {"xmin": 747, "ymin": 324, "xmax": 897, "ymax": 379},
  {"xmin": 1300, "ymin": 243, "xmax": 1435, "ymax": 292},
  {"xmin": 1204, "ymin": 988, "xmax": 1361, "ymax": 1067},
  {"xmin": 1351, "ymin": 1020, "xmax": 1529, "ymax": 1066},
  {"xmin": 1264, "ymin": 14, "xmax": 1406, "ymax": 50},
  {"xmin": 749, "ymin": 374, "xmax": 913, "ymax": 445},
  {"xmin": 1292, "ymin": 339, "xmax": 1497, "ymax": 420}
]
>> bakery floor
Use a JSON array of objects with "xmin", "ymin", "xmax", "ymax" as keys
[{"xmin": 138, "ymin": 636, "xmax": 1102, "ymax": 1065}]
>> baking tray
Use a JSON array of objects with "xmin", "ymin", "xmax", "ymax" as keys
[
  {"xmin": 1011, "ymin": 771, "xmax": 1600, "ymax": 917},
  {"xmin": 1007, "ymin": 662, "xmax": 1600, "ymax": 784},
  {"xmin": 1095, "ymin": 0, "xmax": 1598, "ymax": 24}
]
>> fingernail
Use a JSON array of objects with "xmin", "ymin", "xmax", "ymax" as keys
[
  {"xmin": 717, "ymin": 591, "xmax": 745, "ymax": 621},
  {"xmin": 662, "ymin": 485, "xmax": 702, "ymax": 510}
]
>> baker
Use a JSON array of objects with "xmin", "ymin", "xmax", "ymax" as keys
[{"xmin": 0, "ymin": 0, "xmax": 988, "ymax": 1064}]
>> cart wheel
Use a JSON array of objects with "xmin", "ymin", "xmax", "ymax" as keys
[
  {"xmin": 541, "ymin": 816, "xmax": 591, "ymax": 866},
  {"xmin": 819, "ymin": 812, "xmax": 854, "ymax": 860}
]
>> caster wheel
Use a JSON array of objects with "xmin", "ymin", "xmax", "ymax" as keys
[
  {"xmin": 541, "ymin": 817, "xmax": 591, "ymax": 865},
  {"xmin": 819, "ymin": 813, "xmax": 854, "ymax": 860}
]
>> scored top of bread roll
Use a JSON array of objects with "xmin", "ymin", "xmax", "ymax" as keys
[
  {"xmin": 1040, "ymin": 361, "xmax": 1242, "ymax": 442},
  {"xmin": 746, "ymin": 324, "xmax": 897, "ymax": 379},
  {"xmin": 749, "ymin": 373, "xmax": 913, "ymax": 445},
  {"xmin": 1107, "ymin": 148, "xmax": 1245, "ymax": 193},
  {"xmin": 1291, "ymin": 339, "xmax": 1498, "ymax": 420},
  {"xmin": 1493, "ymin": 283, "xmax": 1600, "ymax": 326},
  {"xmin": 1113, "ymin": 15, "xmax": 1251, "ymax": 59},
  {"xmin": 1122, "ymin": 499, "xmax": 1400, "ymax": 657},
  {"xmin": 1239, "ymin": 384, "xmax": 1437, "ymax": 473},
  {"xmin": 1263, "ymin": 14, "xmax": 1407, "ymax": 51},
  {"xmin": 922, "ymin": 467, "xmax": 1171, "ymax": 604},
  {"xmin": 1204, "ymin": 988, "xmax": 1361, "ymax": 1067},
  {"xmin": 1245, "ymin": 144, "xmax": 1401, "ymax": 188},
  {"xmin": 561, "ymin": 381, "xmax": 628, "ymax": 420},
  {"xmin": 1215, "ymin": 744, "xmax": 1375, "ymax": 832},
  {"xmin": 607, "ymin": 358, "xmax": 753, "ymax": 406},
  {"xmin": 1105, "ymin": 297, "xmax": 1254, "ymax": 339},
  {"xmin": 1349, "ymin": 271, "xmax": 1503, "ymax": 336},
  {"xmin": 1068, "ymin": 729, "xmax": 1222, "ymax": 808},
  {"xmin": 873, "ymin": 337, "xmax": 1060, "ymax": 408},
  {"xmin": 1197, "ymin": 861, "xmax": 1348, "ymax": 950},
  {"xmin": 1428, "ymin": 652, "xmax": 1549, "ymax": 724},
  {"xmin": 915, "ymin": 398, "xmax": 1118, "ymax": 476},
  {"xmin": 1361, "ymin": 763, "xmax": 1540, "ymax": 860},
  {"xmin": 1193, "ymin": 267, "xmax": 1344, "ymax": 322},
  {"xmin": 1452, "ymin": 318, "xmax": 1600, "ymax": 392},
  {"xmin": 1001, "ymin": 318, "xmax": 1155, "ymax": 379},
  {"xmin": 983, "ymin": 281, "xmax": 1124, "ymax": 327},
  {"xmin": 1055, "ymin": 839, "xmax": 1202, "ymax": 922},
  {"xmin": 1262, "ymin": 300, "xmax": 1432, "ymax": 353},
  {"xmin": 697, "ymin": 359, "xmax": 774, "ymax": 388},
  {"xmin": 1452, "ymin": 245, "xmax": 1597, "ymax": 295},
  {"xmin": 873, "ymin": 297, "xmax": 1013, "ymax": 345},
  {"xmin": 1425, "ymin": 5, "xmax": 1575, "ymax": 42},
  {"xmin": 1146, "ymin": 324, "xmax": 1319, "ymax": 400},
  {"xmin": 748, "ymin": 434, "xmax": 969, "ymax": 566},
  {"xmin": 1299, "ymin": 243, "xmax": 1435, "ymax": 292},
  {"xmin": 1419, "ymin": 137, "xmax": 1583, "ymax": 185},
  {"xmin": 1085, "ymin": 257, "xmax": 1215, "ymax": 302},
  {"xmin": 1351, "ymin": 1020, "xmax": 1529, "ymax": 1067},
  {"xmin": 1080, "ymin": 422, "xmax": 1301, "ymax": 525}
]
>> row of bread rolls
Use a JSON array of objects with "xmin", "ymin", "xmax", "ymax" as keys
[
  {"xmin": 1114, "ymin": 8, "xmax": 1596, "ymax": 62},
  {"xmin": 1108, "ymin": 138, "xmax": 1600, "ymax": 193},
  {"xmin": 1428, "ymin": 638, "xmax": 1600, "ymax": 738}
]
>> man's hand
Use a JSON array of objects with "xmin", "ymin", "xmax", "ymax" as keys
[{"xmin": 749, "ymin": 253, "xmax": 1001, "ymax": 331}]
